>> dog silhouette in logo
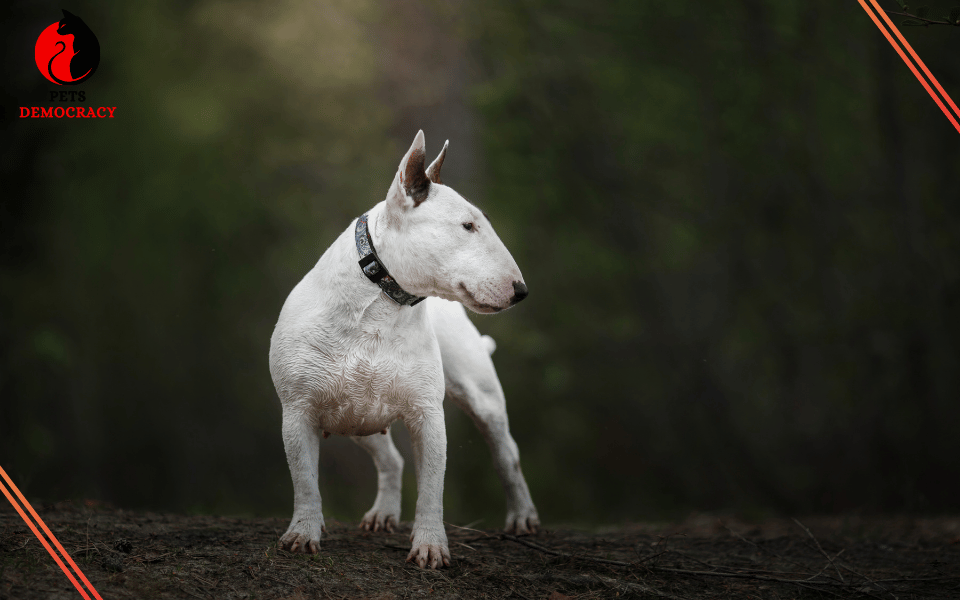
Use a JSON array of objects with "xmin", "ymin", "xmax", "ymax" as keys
[{"xmin": 47, "ymin": 10, "xmax": 100, "ymax": 85}]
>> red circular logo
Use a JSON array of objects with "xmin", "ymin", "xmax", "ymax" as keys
[{"xmin": 34, "ymin": 10, "xmax": 100, "ymax": 86}]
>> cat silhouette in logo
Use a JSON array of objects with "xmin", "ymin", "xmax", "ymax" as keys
[{"xmin": 47, "ymin": 10, "xmax": 100, "ymax": 85}]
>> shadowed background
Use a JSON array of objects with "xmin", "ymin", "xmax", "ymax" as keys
[{"xmin": 1, "ymin": 0, "xmax": 958, "ymax": 526}]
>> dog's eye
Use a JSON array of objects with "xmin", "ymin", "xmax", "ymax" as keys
[{"xmin": 462, "ymin": 222, "xmax": 475, "ymax": 232}]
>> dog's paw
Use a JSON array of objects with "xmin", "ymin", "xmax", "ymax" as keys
[
  {"xmin": 406, "ymin": 527, "xmax": 450, "ymax": 569},
  {"xmin": 406, "ymin": 543, "xmax": 450, "ymax": 569},
  {"xmin": 279, "ymin": 515, "xmax": 326, "ymax": 554},
  {"xmin": 505, "ymin": 509, "xmax": 540, "ymax": 535},
  {"xmin": 360, "ymin": 507, "xmax": 400, "ymax": 533}
]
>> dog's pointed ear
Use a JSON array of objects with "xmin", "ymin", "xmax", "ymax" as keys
[
  {"xmin": 425, "ymin": 140, "xmax": 448, "ymax": 185},
  {"xmin": 390, "ymin": 130, "xmax": 431, "ymax": 209}
]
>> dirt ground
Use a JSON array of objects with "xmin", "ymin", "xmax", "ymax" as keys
[{"xmin": 2, "ymin": 503, "xmax": 959, "ymax": 599}]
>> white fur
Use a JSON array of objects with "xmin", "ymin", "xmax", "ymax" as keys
[{"xmin": 269, "ymin": 131, "xmax": 539, "ymax": 569}]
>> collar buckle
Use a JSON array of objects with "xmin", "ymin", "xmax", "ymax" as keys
[{"xmin": 358, "ymin": 253, "xmax": 386, "ymax": 283}]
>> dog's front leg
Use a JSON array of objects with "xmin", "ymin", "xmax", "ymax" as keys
[
  {"xmin": 279, "ymin": 406, "xmax": 326, "ymax": 553},
  {"xmin": 405, "ymin": 404, "xmax": 450, "ymax": 569}
]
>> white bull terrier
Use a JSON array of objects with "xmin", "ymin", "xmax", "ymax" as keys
[{"xmin": 269, "ymin": 131, "xmax": 539, "ymax": 569}]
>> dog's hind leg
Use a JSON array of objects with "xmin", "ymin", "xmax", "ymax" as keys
[
  {"xmin": 429, "ymin": 301, "xmax": 540, "ymax": 534},
  {"xmin": 351, "ymin": 431, "xmax": 403, "ymax": 533},
  {"xmin": 279, "ymin": 405, "xmax": 326, "ymax": 553},
  {"xmin": 447, "ymin": 373, "xmax": 541, "ymax": 534}
]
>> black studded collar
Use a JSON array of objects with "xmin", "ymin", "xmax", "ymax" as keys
[{"xmin": 355, "ymin": 213, "xmax": 425, "ymax": 307}]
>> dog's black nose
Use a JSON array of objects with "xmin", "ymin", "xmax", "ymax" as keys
[{"xmin": 511, "ymin": 280, "xmax": 529, "ymax": 304}]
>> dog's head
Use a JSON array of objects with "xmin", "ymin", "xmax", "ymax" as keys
[{"xmin": 376, "ymin": 131, "xmax": 527, "ymax": 314}]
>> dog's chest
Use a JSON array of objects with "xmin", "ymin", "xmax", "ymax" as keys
[
  {"xmin": 338, "ymin": 327, "xmax": 438, "ymax": 400},
  {"xmin": 284, "ymin": 316, "xmax": 444, "ymax": 435}
]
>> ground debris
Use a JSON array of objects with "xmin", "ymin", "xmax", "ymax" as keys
[{"xmin": 1, "ymin": 507, "xmax": 959, "ymax": 599}]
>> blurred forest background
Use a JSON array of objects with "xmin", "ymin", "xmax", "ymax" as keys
[{"xmin": 1, "ymin": 0, "xmax": 958, "ymax": 527}]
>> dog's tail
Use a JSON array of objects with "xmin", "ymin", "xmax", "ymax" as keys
[{"xmin": 480, "ymin": 334, "xmax": 497, "ymax": 355}]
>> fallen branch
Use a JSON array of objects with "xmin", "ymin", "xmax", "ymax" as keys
[
  {"xmin": 720, "ymin": 520, "xmax": 817, "ymax": 574},
  {"xmin": 793, "ymin": 518, "xmax": 844, "ymax": 582},
  {"xmin": 499, "ymin": 533, "xmax": 633, "ymax": 567},
  {"xmin": 837, "ymin": 559, "xmax": 896, "ymax": 600}
]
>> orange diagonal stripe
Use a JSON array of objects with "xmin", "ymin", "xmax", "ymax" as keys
[
  {"xmin": 0, "ymin": 478, "xmax": 90, "ymax": 600},
  {"xmin": 857, "ymin": 0, "xmax": 960, "ymax": 134},
  {"xmin": 0, "ymin": 465, "xmax": 103, "ymax": 600},
  {"xmin": 868, "ymin": 0, "xmax": 960, "ymax": 121}
]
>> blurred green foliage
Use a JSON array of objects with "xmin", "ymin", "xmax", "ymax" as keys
[{"xmin": 1, "ymin": 0, "xmax": 958, "ymax": 526}]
